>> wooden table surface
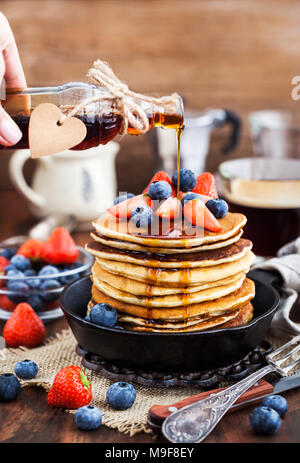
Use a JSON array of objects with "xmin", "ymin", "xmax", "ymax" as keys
[{"xmin": 0, "ymin": 190, "xmax": 300, "ymax": 444}]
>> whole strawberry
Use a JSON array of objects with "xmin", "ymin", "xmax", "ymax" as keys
[
  {"xmin": 193, "ymin": 172, "xmax": 218, "ymax": 198},
  {"xmin": 17, "ymin": 238, "xmax": 44, "ymax": 261},
  {"xmin": 47, "ymin": 366, "xmax": 92, "ymax": 409},
  {"xmin": 3, "ymin": 303, "xmax": 46, "ymax": 347},
  {"xmin": 42, "ymin": 227, "xmax": 78, "ymax": 265}
]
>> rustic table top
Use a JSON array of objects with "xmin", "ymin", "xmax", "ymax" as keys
[{"xmin": 0, "ymin": 191, "xmax": 299, "ymax": 444}]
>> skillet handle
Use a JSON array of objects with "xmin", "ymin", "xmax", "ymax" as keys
[{"xmin": 249, "ymin": 269, "xmax": 282, "ymax": 289}]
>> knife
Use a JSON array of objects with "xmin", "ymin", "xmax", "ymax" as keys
[{"xmin": 147, "ymin": 372, "xmax": 300, "ymax": 433}]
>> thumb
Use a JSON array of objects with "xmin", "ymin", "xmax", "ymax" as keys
[{"xmin": 0, "ymin": 104, "xmax": 22, "ymax": 147}]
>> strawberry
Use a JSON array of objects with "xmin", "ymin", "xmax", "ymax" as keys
[
  {"xmin": 155, "ymin": 197, "xmax": 181, "ymax": 219},
  {"xmin": 0, "ymin": 294, "xmax": 17, "ymax": 312},
  {"xmin": 17, "ymin": 239, "xmax": 44, "ymax": 261},
  {"xmin": 3, "ymin": 302, "xmax": 46, "ymax": 347},
  {"xmin": 45, "ymin": 300, "xmax": 60, "ymax": 311},
  {"xmin": 0, "ymin": 256, "xmax": 9, "ymax": 288},
  {"xmin": 47, "ymin": 365, "xmax": 92, "ymax": 409},
  {"xmin": 193, "ymin": 172, "xmax": 218, "ymax": 198},
  {"xmin": 42, "ymin": 228, "xmax": 78, "ymax": 265},
  {"xmin": 183, "ymin": 199, "xmax": 222, "ymax": 232},
  {"xmin": 107, "ymin": 194, "xmax": 152, "ymax": 219},
  {"xmin": 0, "ymin": 256, "xmax": 10, "ymax": 270},
  {"xmin": 143, "ymin": 171, "xmax": 176, "ymax": 196}
]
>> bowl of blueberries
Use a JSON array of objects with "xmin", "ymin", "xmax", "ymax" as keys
[{"xmin": 0, "ymin": 229, "xmax": 94, "ymax": 322}]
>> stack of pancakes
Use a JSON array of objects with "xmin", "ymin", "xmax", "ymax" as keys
[{"xmin": 86, "ymin": 212, "xmax": 256, "ymax": 332}]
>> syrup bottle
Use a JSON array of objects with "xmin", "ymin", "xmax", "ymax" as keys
[{"xmin": 0, "ymin": 82, "xmax": 184, "ymax": 150}]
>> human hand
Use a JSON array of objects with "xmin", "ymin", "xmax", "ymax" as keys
[{"xmin": 0, "ymin": 12, "xmax": 26, "ymax": 146}]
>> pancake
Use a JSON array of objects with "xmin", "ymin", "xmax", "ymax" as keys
[
  {"xmin": 217, "ymin": 301, "xmax": 254, "ymax": 328},
  {"xmin": 89, "ymin": 277, "xmax": 255, "ymax": 320},
  {"xmin": 92, "ymin": 273, "xmax": 245, "ymax": 308},
  {"xmin": 92, "ymin": 265, "xmax": 247, "ymax": 296},
  {"xmin": 87, "ymin": 300, "xmax": 253, "ymax": 332},
  {"xmin": 92, "ymin": 212, "xmax": 246, "ymax": 249},
  {"xmin": 94, "ymin": 250, "xmax": 255, "ymax": 287},
  {"xmin": 117, "ymin": 310, "xmax": 241, "ymax": 332},
  {"xmin": 86, "ymin": 238, "xmax": 252, "ymax": 269},
  {"xmin": 90, "ymin": 229, "xmax": 244, "ymax": 254}
]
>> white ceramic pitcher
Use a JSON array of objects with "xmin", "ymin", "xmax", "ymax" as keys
[{"xmin": 9, "ymin": 142, "xmax": 120, "ymax": 224}]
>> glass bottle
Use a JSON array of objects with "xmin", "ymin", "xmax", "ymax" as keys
[{"xmin": 0, "ymin": 82, "xmax": 184, "ymax": 150}]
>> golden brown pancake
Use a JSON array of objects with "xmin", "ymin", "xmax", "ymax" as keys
[
  {"xmin": 89, "ymin": 277, "xmax": 255, "ymax": 320},
  {"xmin": 87, "ymin": 300, "xmax": 253, "ymax": 332},
  {"xmin": 94, "ymin": 250, "xmax": 255, "ymax": 287},
  {"xmin": 217, "ymin": 302, "xmax": 254, "ymax": 329},
  {"xmin": 92, "ymin": 265, "xmax": 247, "ymax": 296},
  {"xmin": 92, "ymin": 212, "xmax": 246, "ymax": 249},
  {"xmin": 117, "ymin": 310, "xmax": 241, "ymax": 332},
  {"xmin": 92, "ymin": 274, "xmax": 246, "ymax": 308},
  {"xmin": 90, "ymin": 229, "xmax": 244, "ymax": 254},
  {"xmin": 86, "ymin": 238, "xmax": 252, "ymax": 269}
]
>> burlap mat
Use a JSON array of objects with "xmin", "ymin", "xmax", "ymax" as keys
[{"xmin": 0, "ymin": 328, "xmax": 290, "ymax": 436}]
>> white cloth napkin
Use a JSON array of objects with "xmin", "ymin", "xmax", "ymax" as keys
[{"xmin": 254, "ymin": 237, "xmax": 300, "ymax": 337}]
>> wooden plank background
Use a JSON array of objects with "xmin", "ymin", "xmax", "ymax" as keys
[{"xmin": 1, "ymin": 0, "xmax": 300, "ymax": 193}]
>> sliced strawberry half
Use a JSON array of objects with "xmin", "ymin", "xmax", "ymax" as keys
[
  {"xmin": 193, "ymin": 172, "xmax": 218, "ymax": 198},
  {"xmin": 155, "ymin": 197, "xmax": 181, "ymax": 219},
  {"xmin": 183, "ymin": 199, "xmax": 222, "ymax": 232},
  {"xmin": 143, "ymin": 171, "xmax": 176, "ymax": 196},
  {"xmin": 107, "ymin": 194, "xmax": 152, "ymax": 219}
]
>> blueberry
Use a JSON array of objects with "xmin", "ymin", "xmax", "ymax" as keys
[
  {"xmin": 113, "ymin": 192, "xmax": 135, "ymax": 205},
  {"xmin": 27, "ymin": 295, "xmax": 44, "ymax": 311},
  {"xmin": 39, "ymin": 265, "xmax": 59, "ymax": 277},
  {"xmin": 4, "ymin": 264, "xmax": 17, "ymax": 273},
  {"xmin": 6, "ymin": 269, "xmax": 24, "ymax": 279},
  {"xmin": 0, "ymin": 248, "xmax": 16, "ymax": 259},
  {"xmin": 0, "ymin": 373, "xmax": 21, "ymax": 401},
  {"xmin": 10, "ymin": 255, "xmax": 31, "ymax": 271},
  {"xmin": 7, "ymin": 280, "xmax": 29, "ymax": 302},
  {"xmin": 74, "ymin": 405, "xmax": 102, "ymax": 430},
  {"xmin": 206, "ymin": 198, "xmax": 228, "ymax": 219},
  {"xmin": 181, "ymin": 192, "xmax": 201, "ymax": 207},
  {"xmin": 130, "ymin": 205, "xmax": 153, "ymax": 228},
  {"xmin": 40, "ymin": 279, "xmax": 61, "ymax": 302},
  {"xmin": 90, "ymin": 303, "xmax": 118, "ymax": 327},
  {"xmin": 14, "ymin": 360, "xmax": 38, "ymax": 380},
  {"xmin": 59, "ymin": 273, "xmax": 78, "ymax": 285},
  {"xmin": 27, "ymin": 277, "xmax": 41, "ymax": 289},
  {"xmin": 24, "ymin": 269, "xmax": 37, "ymax": 277},
  {"xmin": 262, "ymin": 395, "xmax": 288, "ymax": 418},
  {"xmin": 148, "ymin": 181, "xmax": 172, "ymax": 200},
  {"xmin": 249, "ymin": 406, "xmax": 281, "ymax": 435},
  {"xmin": 172, "ymin": 169, "xmax": 197, "ymax": 192},
  {"xmin": 106, "ymin": 382, "xmax": 136, "ymax": 410}
]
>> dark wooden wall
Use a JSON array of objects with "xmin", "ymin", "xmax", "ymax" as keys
[{"xmin": 1, "ymin": 0, "xmax": 300, "ymax": 193}]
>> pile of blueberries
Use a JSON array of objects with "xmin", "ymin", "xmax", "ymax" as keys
[
  {"xmin": 1, "ymin": 248, "xmax": 82, "ymax": 311},
  {"xmin": 250, "ymin": 395, "xmax": 288, "ymax": 435},
  {"xmin": 0, "ymin": 361, "xmax": 136, "ymax": 431}
]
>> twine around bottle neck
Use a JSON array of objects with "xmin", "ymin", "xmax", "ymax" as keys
[{"xmin": 59, "ymin": 59, "xmax": 181, "ymax": 135}]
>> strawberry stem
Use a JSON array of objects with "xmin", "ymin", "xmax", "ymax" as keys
[{"xmin": 80, "ymin": 370, "xmax": 91, "ymax": 390}]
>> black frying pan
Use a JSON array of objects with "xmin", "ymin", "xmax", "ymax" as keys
[{"xmin": 60, "ymin": 269, "xmax": 280, "ymax": 373}]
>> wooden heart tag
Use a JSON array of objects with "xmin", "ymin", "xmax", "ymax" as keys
[{"xmin": 29, "ymin": 103, "xmax": 87, "ymax": 158}]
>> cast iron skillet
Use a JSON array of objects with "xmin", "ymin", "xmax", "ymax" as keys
[{"xmin": 60, "ymin": 269, "xmax": 280, "ymax": 373}]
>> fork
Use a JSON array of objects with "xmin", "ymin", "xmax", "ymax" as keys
[{"xmin": 162, "ymin": 335, "xmax": 300, "ymax": 443}]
